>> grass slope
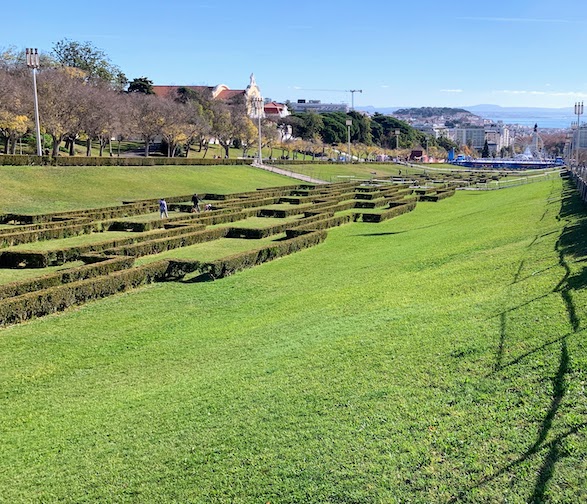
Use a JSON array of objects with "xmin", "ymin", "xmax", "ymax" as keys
[
  {"xmin": 0, "ymin": 178, "xmax": 586, "ymax": 502},
  {"xmin": 0, "ymin": 165, "xmax": 292, "ymax": 214}
]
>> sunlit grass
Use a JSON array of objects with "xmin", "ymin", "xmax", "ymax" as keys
[{"xmin": 0, "ymin": 177, "xmax": 586, "ymax": 502}]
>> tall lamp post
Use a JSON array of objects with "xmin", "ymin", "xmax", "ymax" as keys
[
  {"xmin": 26, "ymin": 48, "xmax": 42, "ymax": 156},
  {"xmin": 575, "ymin": 101, "xmax": 584, "ymax": 166},
  {"xmin": 252, "ymin": 96, "xmax": 264, "ymax": 165},
  {"xmin": 346, "ymin": 119, "xmax": 352, "ymax": 163}
]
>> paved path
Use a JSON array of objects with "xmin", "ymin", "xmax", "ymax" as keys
[{"xmin": 251, "ymin": 162, "xmax": 329, "ymax": 184}]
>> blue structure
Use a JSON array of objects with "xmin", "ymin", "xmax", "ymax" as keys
[{"xmin": 450, "ymin": 157, "xmax": 565, "ymax": 170}]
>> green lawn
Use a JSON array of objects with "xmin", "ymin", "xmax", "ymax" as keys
[
  {"xmin": 0, "ymin": 165, "xmax": 292, "ymax": 214},
  {"xmin": 0, "ymin": 176, "xmax": 586, "ymax": 502}
]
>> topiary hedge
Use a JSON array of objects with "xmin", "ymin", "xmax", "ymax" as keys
[
  {"xmin": 357, "ymin": 201, "xmax": 417, "ymax": 223},
  {"xmin": 200, "ymin": 230, "xmax": 327, "ymax": 279},
  {"xmin": 0, "ymin": 260, "xmax": 169, "ymax": 326},
  {"xmin": 0, "ymin": 256, "xmax": 135, "ymax": 300}
]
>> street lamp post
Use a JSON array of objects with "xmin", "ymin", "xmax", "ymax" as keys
[
  {"xmin": 575, "ymin": 101, "xmax": 584, "ymax": 166},
  {"xmin": 252, "ymin": 97, "xmax": 264, "ymax": 165},
  {"xmin": 346, "ymin": 119, "xmax": 352, "ymax": 163},
  {"xmin": 26, "ymin": 48, "xmax": 42, "ymax": 156}
]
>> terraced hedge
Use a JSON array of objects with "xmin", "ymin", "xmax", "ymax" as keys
[
  {"xmin": 0, "ymin": 256, "xmax": 135, "ymax": 300},
  {"xmin": 357, "ymin": 201, "xmax": 417, "ymax": 223},
  {"xmin": 0, "ymin": 261, "xmax": 169, "ymax": 326}
]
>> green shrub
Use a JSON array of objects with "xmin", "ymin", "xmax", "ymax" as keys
[
  {"xmin": 0, "ymin": 256, "xmax": 135, "ymax": 300},
  {"xmin": 0, "ymin": 260, "xmax": 169, "ymax": 326}
]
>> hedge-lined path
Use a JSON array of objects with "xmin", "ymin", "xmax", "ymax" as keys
[{"xmin": 251, "ymin": 161, "xmax": 329, "ymax": 184}]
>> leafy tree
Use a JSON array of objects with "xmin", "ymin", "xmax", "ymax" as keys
[
  {"xmin": 127, "ymin": 77, "xmax": 154, "ymax": 94},
  {"xmin": 52, "ymin": 39, "xmax": 127, "ymax": 89}
]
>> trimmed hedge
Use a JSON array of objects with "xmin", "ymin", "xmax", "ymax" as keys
[
  {"xmin": 285, "ymin": 214, "xmax": 352, "ymax": 237},
  {"xmin": 0, "ymin": 220, "xmax": 97, "ymax": 248},
  {"xmin": 0, "ymin": 222, "xmax": 208, "ymax": 268},
  {"xmin": 226, "ymin": 212, "xmax": 333, "ymax": 239},
  {"xmin": 102, "ymin": 227, "xmax": 230, "ymax": 258},
  {"xmin": 50, "ymin": 156, "xmax": 254, "ymax": 167},
  {"xmin": 357, "ymin": 201, "xmax": 417, "ymax": 223},
  {"xmin": 0, "ymin": 154, "xmax": 47, "ymax": 166},
  {"xmin": 201, "ymin": 230, "xmax": 327, "ymax": 279},
  {"xmin": 419, "ymin": 189, "xmax": 456, "ymax": 202},
  {"xmin": 0, "ymin": 256, "xmax": 135, "ymax": 301},
  {"xmin": 354, "ymin": 197, "xmax": 388, "ymax": 209},
  {"xmin": 0, "ymin": 261, "xmax": 169, "ymax": 326}
]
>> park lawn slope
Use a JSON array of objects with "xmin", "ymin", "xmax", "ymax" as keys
[
  {"xmin": 0, "ymin": 165, "xmax": 293, "ymax": 214},
  {"xmin": 0, "ymin": 177, "xmax": 586, "ymax": 502}
]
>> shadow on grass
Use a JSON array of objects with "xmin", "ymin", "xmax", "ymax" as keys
[{"xmin": 463, "ymin": 179, "xmax": 586, "ymax": 501}]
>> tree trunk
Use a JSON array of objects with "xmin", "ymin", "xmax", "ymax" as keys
[
  {"xmin": 86, "ymin": 138, "xmax": 92, "ymax": 157},
  {"xmin": 2, "ymin": 136, "xmax": 8, "ymax": 154},
  {"xmin": 52, "ymin": 135, "xmax": 61, "ymax": 157},
  {"xmin": 68, "ymin": 138, "xmax": 75, "ymax": 156},
  {"xmin": 108, "ymin": 138, "xmax": 113, "ymax": 157},
  {"xmin": 117, "ymin": 139, "xmax": 121, "ymax": 157},
  {"xmin": 202, "ymin": 143, "xmax": 209, "ymax": 159},
  {"xmin": 99, "ymin": 140, "xmax": 105, "ymax": 157},
  {"xmin": 144, "ymin": 139, "xmax": 149, "ymax": 157}
]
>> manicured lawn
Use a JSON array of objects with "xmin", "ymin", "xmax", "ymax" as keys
[
  {"xmin": 276, "ymin": 162, "xmax": 405, "ymax": 182},
  {"xmin": 0, "ymin": 176, "xmax": 586, "ymax": 502},
  {"xmin": 0, "ymin": 165, "xmax": 292, "ymax": 214},
  {"xmin": 3, "ymin": 231, "xmax": 132, "ymax": 251}
]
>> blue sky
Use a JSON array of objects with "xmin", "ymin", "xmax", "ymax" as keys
[{"xmin": 5, "ymin": 0, "xmax": 587, "ymax": 109}]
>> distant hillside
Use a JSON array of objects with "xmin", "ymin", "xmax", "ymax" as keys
[{"xmin": 393, "ymin": 107, "xmax": 471, "ymax": 117}]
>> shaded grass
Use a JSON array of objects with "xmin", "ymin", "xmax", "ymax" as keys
[{"xmin": 0, "ymin": 178, "xmax": 586, "ymax": 502}]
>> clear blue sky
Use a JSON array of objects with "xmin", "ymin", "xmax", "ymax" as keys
[{"xmin": 5, "ymin": 0, "xmax": 587, "ymax": 109}]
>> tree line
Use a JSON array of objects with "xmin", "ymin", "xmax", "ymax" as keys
[{"xmin": 1, "ymin": 39, "xmax": 459, "ymax": 161}]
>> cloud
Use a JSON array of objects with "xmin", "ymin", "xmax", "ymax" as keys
[
  {"xmin": 440, "ymin": 89, "xmax": 463, "ymax": 93},
  {"xmin": 457, "ymin": 16, "xmax": 573, "ymax": 24},
  {"xmin": 381, "ymin": 85, "xmax": 389, "ymax": 89}
]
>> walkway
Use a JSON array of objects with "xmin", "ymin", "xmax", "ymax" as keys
[{"xmin": 251, "ymin": 161, "xmax": 329, "ymax": 185}]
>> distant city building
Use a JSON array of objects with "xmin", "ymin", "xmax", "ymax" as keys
[
  {"xmin": 484, "ymin": 122, "xmax": 511, "ymax": 152},
  {"xmin": 289, "ymin": 99, "xmax": 349, "ymax": 113},
  {"xmin": 449, "ymin": 127, "xmax": 486, "ymax": 150},
  {"xmin": 263, "ymin": 101, "xmax": 290, "ymax": 119}
]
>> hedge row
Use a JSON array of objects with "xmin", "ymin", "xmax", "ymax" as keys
[
  {"xmin": 201, "ymin": 230, "xmax": 328, "ymax": 279},
  {"xmin": 50, "ymin": 156, "xmax": 254, "ymax": 167},
  {"xmin": 357, "ymin": 201, "xmax": 417, "ymax": 223},
  {"xmin": 0, "ymin": 155, "xmax": 47, "ymax": 166},
  {"xmin": 6, "ymin": 200, "xmax": 158, "ymax": 225},
  {"xmin": 0, "ymin": 256, "xmax": 135, "ymax": 300},
  {"xmin": 354, "ymin": 197, "xmax": 389, "ymax": 209},
  {"xmin": 0, "ymin": 220, "xmax": 97, "ymax": 248},
  {"xmin": 0, "ymin": 222, "xmax": 208, "ymax": 268},
  {"xmin": 285, "ymin": 214, "xmax": 353, "ymax": 237},
  {"xmin": 419, "ymin": 189, "xmax": 456, "ymax": 202},
  {"xmin": 0, "ymin": 261, "xmax": 169, "ymax": 326},
  {"xmin": 102, "ymin": 227, "xmax": 230, "ymax": 258},
  {"xmin": 226, "ymin": 212, "xmax": 332, "ymax": 239}
]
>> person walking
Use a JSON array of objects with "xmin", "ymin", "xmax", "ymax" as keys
[
  {"xmin": 159, "ymin": 198, "xmax": 169, "ymax": 219},
  {"xmin": 191, "ymin": 193, "xmax": 202, "ymax": 213}
]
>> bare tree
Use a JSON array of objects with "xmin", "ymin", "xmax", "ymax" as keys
[
  {"xmin": 127, "ymin": 93, "xmax": 164, "ymax": 157},
  {"xmin": 36, "ymin": 68, "xmax": 86, "ymax": 156}
]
